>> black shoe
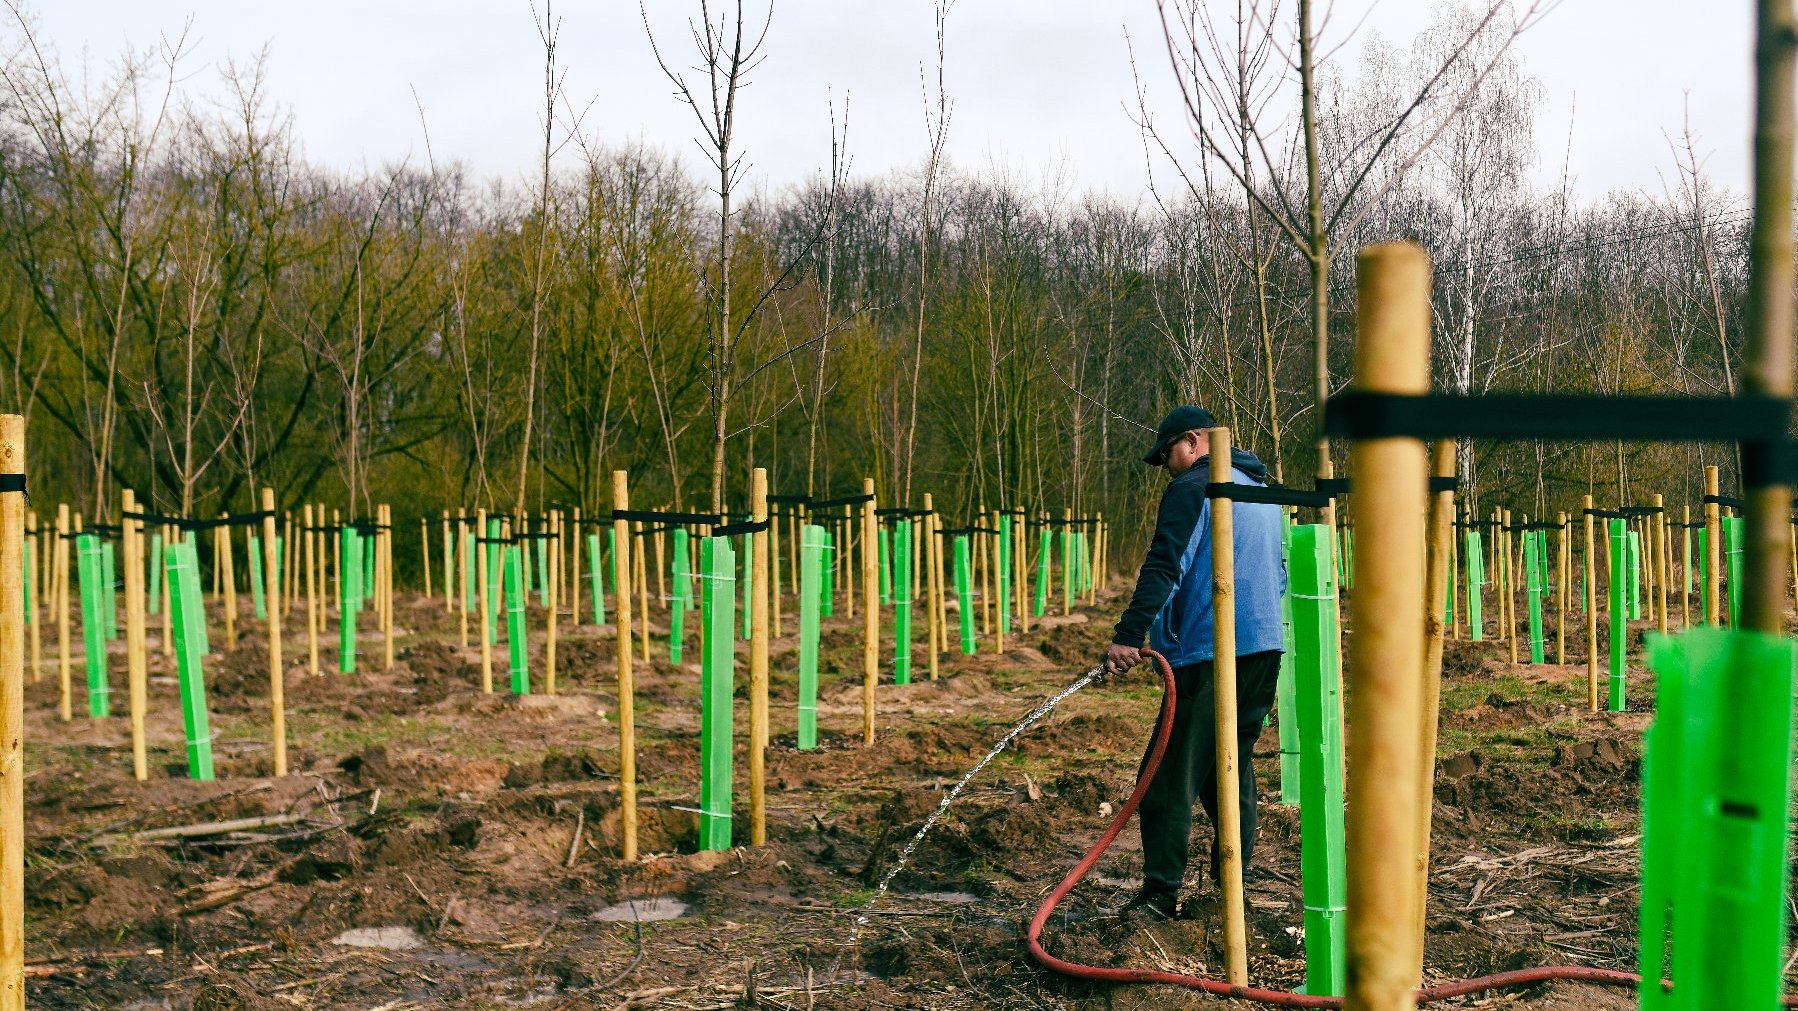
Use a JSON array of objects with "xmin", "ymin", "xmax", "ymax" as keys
[{"xmin": 1117, "ymin": 890, "xmax": 1177, "ymax": 923}]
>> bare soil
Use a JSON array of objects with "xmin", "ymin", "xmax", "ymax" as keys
[{"xmin": 14, "ymin": 583, "xmax": 1760, "ymax": 1008}]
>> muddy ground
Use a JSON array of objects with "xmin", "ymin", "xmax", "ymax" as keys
[{"xmin": 13, "ymin": 578, "xmax": 1772, "ymax": 1009}]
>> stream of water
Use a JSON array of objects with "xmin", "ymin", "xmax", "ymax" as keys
[{"xmin": 840, "ymin": 663, "xmax": 1106, "ymax": 959}]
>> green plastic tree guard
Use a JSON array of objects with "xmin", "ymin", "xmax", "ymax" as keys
[
  {"xmin": 1682, "ymin": 523, "xmax": 1692, "ymax": 597},
  {"xmin": 954, "ymin": 535, "xmax": 974, "ymax": 653},
  {"xmin": 1640, "ymin": 627, "xmax": 1794, "ymax": 1011},
  {"xmin": 798, "ymin": 524, "xmax": 825, "ymax": 750},
  {"xmin": 1723, "ymin": 516, "xmax": 1743, "ymax": 627},
  {"xmin": 1524, "ymin": 530, "xmax": 1545, "ymax": 664},
  {"xmin": 1276, "ymin": 513, "xmax": 1301, "ymax": 806},
  {"xmin": 363, "ymin": 529, "xmax": 376, "ymax": 611},
  {"xmin": 100, "ymin": 539, "xmax": 118, "ymax": 641},
  {"xmin": 878, "ymin": 527, "xmax": 891, "ymax": 606},
  {"xmin": 486, "ymin": 520, "xmax": 502, "ymax": 637},
  {"xmin": 340, "ymin": 527, "xmax": 362, "ymax": 674},
  {"xmin": 1465, "ymin": 531, "xmax": 1485, "ymax": 641},
  {"xmin": 893, "ymin": 520, "xmax": 913, "ymax": 685},
  {"xmin": 165, "ymin": 538, "xmax": 214, "ymax": 781},
  {"xmin": 75, "ymin": 533, "xmax": 109, "ymax": 718},
  {"xmin": 249, "ymin": 534, "xmax": 267, "ymax": 621},
  {"xmin": 740, "ymin": 534, "xmax": 752, "ymax": 641},
  {"xmin": 21, "ymin": 529, "xmax": 30, "ymax": 622},
  {"xmin": 998, "ymin": 513, "xmax": 1012, "ymax": 635},
  {"xmin": 463, "ymin": 530, "xmax": 476, "ymax": 612},
  {"xmin": 587, "ymin": 533, "xmax": 606, "ymax": 624},
  {"xmin": 505, "ymin": 544, "xmax": 529, "ymax": 693},
  {"xmin": 184, "ymin": 532, "xmax": 210, "ymax": 655},
  {"xmin": 1034, "ymin": 527, "xmax": 1051, "ymax": 617},
  {"xmin": 1291, "ymin": 523, "xmax": 1345, "ymax": 996},
  {"xmin": 698, "ymin": 535, "xmax": 736, "ymax": 851},
  {"xmin": 1697, "ymin": 528, "xmax": 1711, "ymax": 625},
  {"xmin": 1608, "ymin": 519, "xmax": 1626, "ymax": 711},
  {"xmin": 534, "ymin": 532, "xmax": 550, "ymax": 604},
  {"xmin": 670, "ymin": 529, "xmax": 689, "ymax": 664},
  {"xmin": 148, "ymin": 533, "xmax": 163, "ymax": 615},
  {"xmin": 606, "ymin": 529, "xmax": 617, "ymax": 596}
]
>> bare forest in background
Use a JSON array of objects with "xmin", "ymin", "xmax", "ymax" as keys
[{"xmin": 0, "ymin": 1, "xmax": 1749, "ymax": 573}]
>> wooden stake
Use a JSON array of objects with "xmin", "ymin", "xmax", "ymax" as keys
[
  {"xmin": 861, "ymin": 478, "xmax": 878, "ymax": 744},
  {"xmin": 991, "ymin": 508, "xmax": 1005, "ymax": 653},
  {"xmin": 546, "ymin": 511, "xmax": 560, "ymax": 694},
  {"xmin": 1704, "ymin": 466, "xmax": 1722, "ymax": 625},
  {"xmin": 56, "ymin": 503, "xmax": 69, "ymax": 722},
  {"xmin": 1583, "ymin": 495, "xmax": 1599, "ymax": 710},
  {"xmin": 571, "ymin": 507, "xmax": 583, "ymax": 626},
  {"xmin": 478, "ymin": 507, "xmax": 493, "ymax": 693},
  {"xmin": 612, "ymin": 471, "xmax": 637, "ymax": 861},
  {"xmin": 219, "ymin": 520, "xmax": 236, "ymax": 645},
  {"xmin": 123, "ymin": 489, "xmax": 147, "ymax": 781},
  {"xmin": 1555, "ymin": 512, "xmax": 1568, "ymax": 665},
  {"xmin": 749, "ymin": 468, "xmax": 770, "ymax": 846},
  {"xmin": 258, "ymin": 489, "xmax": 286, "ymax": 777},
  {"xmin": 1208, "ymin": 428, "xmax": 1250, "ymax": 986},
  {"xmin": 1015, "ymin": 511, "xmax": 1031, "ymax": 635},
  {"xmin": 0, "ymin": 414, "xmax": 24, "ymax": 1011},
  {"xmin": 924, "ymin": 493, "xmax": 941, "ymax": 681},
  {"xmin": 303, "ymin": 505, "xmax": 319, "ymax": 675},
  {"xmin": 1414, "ymin": 439, "xmax": 1454, "ymax": 967},
  {"xmin": 1343, "ymin": 242, "xmax": 1430, "ymax": 1011},
  {"xmin": 1503, "ymin": 509, "xmax": 1517, "ymax": 664}
]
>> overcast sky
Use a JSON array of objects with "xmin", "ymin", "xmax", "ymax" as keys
[{"xmin": 27, "ymin": 1, "xmax": 1756, "ymax": 208}]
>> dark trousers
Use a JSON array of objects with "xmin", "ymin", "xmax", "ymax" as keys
[{"xmin": 1138, "ymin": 650, "xmax": 1283, "ymax": 898}]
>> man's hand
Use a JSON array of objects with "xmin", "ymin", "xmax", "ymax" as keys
[{"xmin": 1103, "ymin": 644, "xmax": 1142, "ymax": 681}]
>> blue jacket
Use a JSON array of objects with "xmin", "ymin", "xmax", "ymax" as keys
[{"xmin": 1113, "ymin": 449, "xmax": 1288, "ymax": 666}]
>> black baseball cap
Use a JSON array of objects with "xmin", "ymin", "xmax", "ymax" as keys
[{"xmin": 1142, "ymin": 405, "xmax": 1216, "ymax": 466}]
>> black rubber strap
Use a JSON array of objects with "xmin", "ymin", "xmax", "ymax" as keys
[
  {"xmin": 810, "ymin": 493, "xmax": 876, "ymax": 508},
  {"xmin": 0, "ymin": 474, "xmax": 24, "ymax": 494},
  {"xmin": 1429, "ymin": 476, "xmax": 1460, "ymax": 493},
  {"xmin": 1206, "ymin": 483, "xmax": 1333, "ymax": 508},
  {"xmin": 124, "ymin": 510, "xmax": 275, "ymax": 531},
  {"xmin": 1323, "ymin": 391, "xmax": 1790, "ymax": 444},
  {"xmin": 1619, "ymin": 505, "xmax": 1664, "ymax": 516},
  {"xmin": 767, "ymin": 494, "xmax": 810, "ymax": 505},
  {"xmin": 712, "ymin": 519, "xmax": 770, "ymax": 537},
  {"xmin": 1315, "ymin": 478, "xmax": 1352, "ymax": 496},
  {"xmin": 1507, "ymin": 521, "xmax": 1562, "ymax": 532},
  {"xmin": 1585, "ymin": 508, "xmax": 1627, "ymax": 519},
  {"xmin": 1702, "ymin": 494, "xmax": 1746, "ymax": 511},
  {"xmin": 612, "ymin": 508, "xmax": 723, "ymax": 526}
]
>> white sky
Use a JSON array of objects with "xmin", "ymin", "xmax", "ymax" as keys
[{"xmin": 27, "ymin": 1, "xmax": 1756, "ymax": 207}]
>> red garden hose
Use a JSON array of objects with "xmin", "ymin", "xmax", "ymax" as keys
[{"xmin": 1025, "ymin": 647, "xmax": 1798, "ymax": 1007}]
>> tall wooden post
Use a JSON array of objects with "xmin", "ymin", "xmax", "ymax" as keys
[
  {"xmin": 991, "ymin": 507, "xmax": 1005, "ymax": 653},
  {"xmin": 1582, "ymin": 496, "xmax": 1599, "ymax": 710},
  {"xmin": 1704, "ymin": 466, "xmax": 1722, "ymax": 625},
  {"xmin": 924, "ymin": 493, "xmax": 942, "ymax": 681},
  {"xmin": 1343, "ymin": 243, "xmax": 1430, "ymax": 1011},
  {"xmin": 1555, "ymin": 512, "xmax": 1569, "ymax": 664},
  {"xmin": 1415, "ymin": 440, "xmax": 1455, "ymax": 960},
  {"xmin": 1208, "ymin": 428, "xmax": 1249, "ymax": 986},
  {"xmin": 546, "ymin": 510, "xmax": 560, "ymax": 695},
  {"xmin": 1681, "ymin": 504, "xmax": 1693, "ymax": 628},
  {"xmin": 303, "ymin": 505, "xmax": 319, "ymax": 675},
  {"xmin": 571, "ymin": 506, "xmax": 583, "ymax": 626},
  {"xmin": 56, "ymin": 503, "xmax": 70, "ymax": 722},
  {"xmin": 0, "ymin": 414, "xmax": 24, "ymax": 1011},
  {"xmin": 381, "ymin": 504, "xmax": 395, "ymax": 670},
  {"xmin": 219, "ymin": 520, "xmax": 237, "ymax": 645},
  {"xmin": 1652, "ymin": 494, "xmax": 1669, "ymax": 636},
  {"xmin": 261, "ymin": 489, "xmax": 286, "ymax": 777},
  {"xmin": 612, "ymin": 472, "xmax": 637, "ymax": 861},
  {"xmin": 861, "ymin": 478, "xmax": 878, "ymax": 744},
  {"xmin": 749, "ymin": 469, "xmax": 770, "ymax": 845},
  {"xmin": 478, "ymin": 507, "xmax": 493, "ymax": 693},
  {"xmin": 123, "ymin": 489, "xmax": 147, "ymax": 781},
  {"xmin": 1015, "ymin": 511, "xmax": 1031, "ymax": 635}
]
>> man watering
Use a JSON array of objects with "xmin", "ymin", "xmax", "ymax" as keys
[{"xmin": 1104, "ymin": 405, "xmax": 1287, "ymax": 922}]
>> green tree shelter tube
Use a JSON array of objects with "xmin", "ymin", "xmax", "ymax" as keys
[
  {"xmin": 954, "ymin": 535, "xmax": 975, "ymax": 653},
  {"xmin": 147, "ymin": 533, "xmax": 163, "ymax": 615},
  {"xmin": 893, "ymin": 520, "xmax": 913, "ymax": 685},
  {"xmin": 363, "ymin": 530, "xmax": 376, "ymax": 611},
  {"xmin": 740, "ymin": 533, "xmax": 752, "ymax": 641},
  {"xmin": 797, "ymin": 524, "xmax": 825, "ymax": 750},
  {"xmin": 186, "ymin": 532, "xmax": 210, "ymax": 654},
  {"xmin": 340, "ymin": 527, "xmax": 362, "ymax": 674},
  {"xmin": 587, "ymin": 533, "xmax": 606, "ymax": 624},
  {"xmin": 505, "ymin": 544, "xmax": 529, "ymax": 693},
  {"xmin": 75, "ymin": 532, "xmax": 109, "ymax": 718},
  {"xmin": 1640, "ymin": 627, "xmax": 1794, "ymax": 1011},
  {"xmin": 1628, "ymin": 530, "xmax": 1643, "ymax": 622},
  {"xmin": 1464, "ymin": 531, "xmax": 1485, "ymax": 641},
  {"xmin": 998, "ymin": 514, "xmax": 1012, "ymax": 636},
  {"xmin": 1276, "ymin": 512, "xmax": 1301, "ymax": 806},
  {"xmin": 101, "ymin": 539, "xmax": 118, "ymax": 641},
  {"xmin": 1524, "ymin": 530, "xmax": 1545, "ymax": 664},
  {"xmin": 535, "ymin": 532, "xmax": 550, "ymax": 605},
  {"xmin": 1291, "ymin": 523, "xmax": 1345, "ymax": 996},
  {"xmin": 1608, "ymin": 519, "xmax": 1627, "ymax": 711},
  {"xmin": 698, "ymin": 535, "xmax": 736, "ymax": 851},
  {"xmin": 462, "ymin": 529, "xmax": 476, "ymax": 612},
  {"xmin": 670, "ymin": 529, "xmax": 690, "ymax": 664},
  {"xmin": 820, "ymin": 529, "xmax": 834, "ymax": 618},
  {"xmin": 1034, "ymin": 527, "xmax": 1051, "ymax": 617},
  {"xmin": 165, "ymin": 538, "xmax": 214, "ymax": 781},
  {"xmin": 249, "ymin": 534, "xmax": 268, "ymax": 620},
  {"xmin": 878, "ymin": 527, "xmax": 891, "ymax": 606},
  {"xmin": 485, "ymin": 520, "xmax": 502, "ymax": 637},
  {"xmin": 1697, "ymin": 528, "xmax": 1711, "ymax": 625}
]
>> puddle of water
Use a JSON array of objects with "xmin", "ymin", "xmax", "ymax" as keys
[
  {"xmin": 331, "ymin": 926, "xmax": 424, "ymax": 950},
  {"xmin": 591, "ymin": 897, "xmax": 689, "ymax": 922}
]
